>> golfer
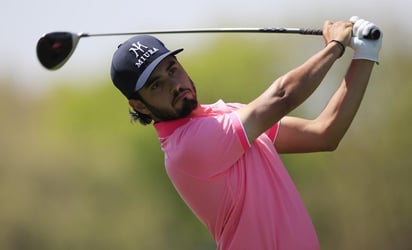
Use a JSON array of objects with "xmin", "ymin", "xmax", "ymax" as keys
[{"xmin": 110, "ymin": 16, "xmax": 382, "ymax": 250}]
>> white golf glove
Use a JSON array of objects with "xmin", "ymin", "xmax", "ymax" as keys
[{"xmin": 349, "ymin": 16, "xmax": 382, "ymax": 64}]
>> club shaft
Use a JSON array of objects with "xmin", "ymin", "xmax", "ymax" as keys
[{"xmin": 79, "ymin": 27, "xmax": 323, "ymax": 38}]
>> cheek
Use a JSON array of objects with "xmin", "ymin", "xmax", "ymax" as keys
[
  {"xmin": 138, "ymin": 92, "xmax": 169, "ymax": 111},
  {"xmin": 152, "ymin": 93, "xmax": 177, "ymax": 110},
  {"xmin": 147, "ymin": 88, "xmax": 171, "ymax": 101}
]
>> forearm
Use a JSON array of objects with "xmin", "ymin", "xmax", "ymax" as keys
[
  {"xmin": 239, "ymin": 42, "xmax": 343, "ymax": 142},
  {"xmin": 237, "ymin": 20, "xmax": 353, "ymax": 143},
  {"xmin": 315, "ymin": 59, "xmax": 374, "ymax": 146},
  {"xmin": 274, "ymin": 41, "xmax": 343, "ymax": 112},
  {"xmin": 274, "ymin": 17, "xmax": 381, "ymax": 153}
]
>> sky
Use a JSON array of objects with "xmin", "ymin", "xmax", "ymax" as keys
[{"xmin": 1, "ymin": 0, "xmax": 411, "ymax": 94}]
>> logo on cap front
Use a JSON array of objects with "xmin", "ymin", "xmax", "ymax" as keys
[{"xmin": 129, "ymin": 41, "xmax": 159, "ymax": 69}]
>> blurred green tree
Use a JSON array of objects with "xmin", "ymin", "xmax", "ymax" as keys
[{"xmin": 0, "ymin": 35, "xmax": 410, "ymax": 250}]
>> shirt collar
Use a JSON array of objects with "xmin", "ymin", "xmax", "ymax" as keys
[{"xmin": 153, "ymin": 100, "xmax": 227, "ymax": 139}]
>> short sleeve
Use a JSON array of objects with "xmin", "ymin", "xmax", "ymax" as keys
[{"xmin": 265, "ymin": 120, "xmax": 281, "ymax": 143}]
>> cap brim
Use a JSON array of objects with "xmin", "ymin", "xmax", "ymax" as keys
[{"xmin": 134, "ymin": 48, "xmax": 184, "ymax": 92}]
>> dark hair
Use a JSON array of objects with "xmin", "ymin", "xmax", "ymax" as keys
[{"xmin": 129, "ymin": 92, "xmax": 153, "ymax": 125}]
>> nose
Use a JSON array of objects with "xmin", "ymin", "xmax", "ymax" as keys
[{"xmin": 169, "ymin": 79, "xmax": 182, "ymax": 95}]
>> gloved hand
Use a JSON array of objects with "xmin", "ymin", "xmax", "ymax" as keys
[{"xmin": 349, "ymin": 16, "xmax": 383, "ymax": 64}]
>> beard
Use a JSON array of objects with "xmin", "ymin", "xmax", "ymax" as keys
[
  {"xmin": 140, "ymin": 80, "xmax": 198, "ymax": 122},
  {"xmin": 146, "ymin": 97, "xmax": 198, "ymax": 121}
]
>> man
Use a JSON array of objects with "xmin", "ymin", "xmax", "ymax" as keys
[{"xmin": 110, "ymin": 16, "xmax": 382, "ymax": 250}]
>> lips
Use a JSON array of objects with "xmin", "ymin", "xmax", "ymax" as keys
[{"xmin": 173, "ymin": 90, "xmax": 190, "ymax": 106}]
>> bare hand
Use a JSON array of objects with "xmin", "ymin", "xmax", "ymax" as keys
[{"xmin": 322, "ymin": 20, "xmax": 353, "ymax": 46}]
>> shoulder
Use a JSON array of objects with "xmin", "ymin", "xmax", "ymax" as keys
[{"xmin": 163, "ymin": 112, "xmax": 247, "ymax": 166}]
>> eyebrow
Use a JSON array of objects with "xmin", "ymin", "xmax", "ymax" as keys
[{"xmin": 165, "ymin": 59, "xmax": 176, "ymax": 73}]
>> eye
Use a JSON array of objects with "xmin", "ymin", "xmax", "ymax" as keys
[
  {"xmin": 167, "ymin": 60, "xmax": 179, "ymax": 76},
  {"xmin": 150, "ymin": 81, "xmax": 160, "ymax": 90},
  {"xmin": 169, "ymin": 66, "xmax": 177, "ymax": 76}
]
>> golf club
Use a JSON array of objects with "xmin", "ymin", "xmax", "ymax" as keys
[{"xmin": 36, "ymin": 27, "xmax": 381, "ymax": 70}]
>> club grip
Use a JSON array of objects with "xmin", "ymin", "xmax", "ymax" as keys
[
  {"xmin": 363, "ymin": 28, "xmax": 381, "ymax": 40},
  {"xmin": 301, "ymin": 28, "xmax": 381, "ymax": 40},
  {"xmin": 300, "ymin": 29, "xmax": 323, "ymax": 35}
]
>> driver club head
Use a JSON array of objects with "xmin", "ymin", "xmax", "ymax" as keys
[{"xmin": 36, "ymin": 32, "xmax": 82, "ymax": 70}]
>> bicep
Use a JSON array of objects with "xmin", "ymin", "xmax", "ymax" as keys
[
  {"xmin": 235, "ymin": 84, "xmax": 290, "ymax": 144},
  {"xmin": 275, "ymin": 116, "xmax": 332, "ymax": 153}
]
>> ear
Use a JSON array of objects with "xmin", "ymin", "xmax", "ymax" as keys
[{"xmin": 129, "ymin": 99, "xmax": 151, "ymax": 116}]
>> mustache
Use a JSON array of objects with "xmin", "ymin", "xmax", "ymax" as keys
[{"xmin": 173, "ymin": 87, "xmax": 190, "ymax": 99}]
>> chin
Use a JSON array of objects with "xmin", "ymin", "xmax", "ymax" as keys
[{"xmin": 179, "ymin": 98, "xmax": 198, "ymax": 118}]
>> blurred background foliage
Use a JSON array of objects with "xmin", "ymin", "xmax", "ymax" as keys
[{"xmin": 0, "ymin": 34, "xmax": 411, "ymax": 250}]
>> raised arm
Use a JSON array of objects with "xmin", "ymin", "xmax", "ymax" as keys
[
  {"xmin": 275, "ymin": 59, "xmax": 374, "ymax": 153},
  {"xmin": 236, "ymin": 20, "xmax": 353, "ymax": 144},
  {"xmin": 274, "ymin": 17, "xmax": 382, "ymax": 153}
]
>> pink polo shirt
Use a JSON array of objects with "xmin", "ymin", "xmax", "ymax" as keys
[{"xmin": 154, "ymin": 100, "xmax": 319, "ymax": 250}]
